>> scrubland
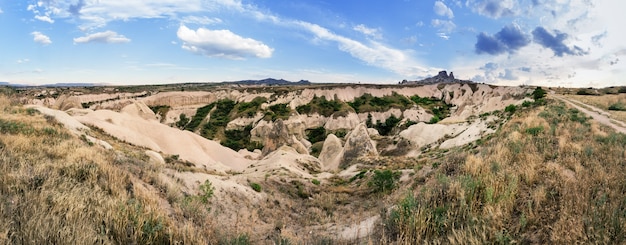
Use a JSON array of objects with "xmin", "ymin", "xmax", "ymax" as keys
[{"xmin": 1, "ymin": 91, "xmax": 625, "ymax": 244}]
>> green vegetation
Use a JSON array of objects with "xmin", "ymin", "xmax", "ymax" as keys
[
  {"xmin": 306, "ymin": 126, "xmax": 327, "ymax": 143},
  {"xmin": 201, "ymin": 99, "xmax": 235, "ymax": 139},
  {"xmin": 619, "ymin": 87, "xmax": 626, "ymax": 93},
  {"xmin": 374, "ymin": 114, "xmax": 401, "ymax": 136},
  {"xmin": 250, "ymin": 183, "xmax": 262, "ymax": 192},
  {"xmin": 505, "ymin": 104, "xmax": 517, "ymax": 114},
  {"xmin": 185, "ymin": 103, "xmax": 215, "ymax": 131},
  {"xmin": 198, "ymin": 180, "xmax": 215, "ymax": 204},
  {"xmin": 176, "ymin": 113, "xmax": 189, "ymax": 129},
  {"xmin": 368, "ymin": 170, "xmax": 400, "ymax": 194},
  {"xmin": 608, "ymin": 102, "xmax": 626, "ymax": 111},
  {"xmin": 348, "ymin": 92, "xmax": 413, "ymax": 113},
  {"xmin": 532, "ymin": 87, "xmax": 547, "ymax": 100},
  {"xmin": 296, "ymin": 95, "xmax": 344, "ymax": 117},
  {"xmin": 221, "ymin": 125, "xmax": 263, "ymax": 151},
  {"xmin": 311, "ymin": 179, "xmax": 321, "ymax": 185},
  {"xmin": 148, "ymin": 105, "xmax": 170, "ymax": 121},
  {"xmin": 576, "ymin": 89, "xmax": 596, "ymax": 95},
  {"xmin": 235, "ymin": 97, "xmax": 266, "ymax": 117},
  {"xmin": 265, "ymin": 103, "xmax": 291, "ymax": 121}
]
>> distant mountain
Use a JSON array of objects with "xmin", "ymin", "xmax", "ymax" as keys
[
  {"xmin": 0, "ymin": 82, "xmax": 106, "ymax": 88},
  {"xmin": 222, "ymin": 78, "xmax": 311, "ymax": 86}
]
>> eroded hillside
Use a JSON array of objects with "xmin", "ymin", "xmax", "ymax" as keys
[{"xmin": 3, "ymin": 83, "xmax": 625, "ymax": 243}]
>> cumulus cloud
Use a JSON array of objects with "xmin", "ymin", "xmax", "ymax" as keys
[
  {"xmin": 73, "ymin": 31, "xmax": 131, "ymax": 44},
  {"xmin": 499, "ymin": 69, "xmax": 518, "ymax": 80},
  {"xmin": 531, "ymin": 27, "xmax": 587, "ymax": 57},
  {"xmin": 353, "ymin": 24, "xmax": 382, "ymax": 39},
  {"xmin": 431, "ymin": 19, "xmax": 456, "ymax": 32},
  {"xmin": 0, "ymin": 8, "xmax": 3, "ymax": 14},
  {"xmin": 31, "ymin": 31, "xmax": 52, "ymax": 45},
  {"xmin": 475, "ymin": 24, "xmax": 530, "ymax": 55},
  {"xmin": 176, "ymin": 25, "xmax": 273, "ymax": 60},
  {"xmin": 434, "ymin": 1, "xmax": 454, "ymax": 19},
  {"xmin": 35, "ymin": 15, "xmax": 54, "ymax": 23},
  {"xmin": 467, "ymin": 0, "xmax": 517, "ymax": 18}
]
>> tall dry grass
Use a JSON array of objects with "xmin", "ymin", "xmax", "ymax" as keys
[
  {"xmin": 383, "ymin": 99, "xmax": 626, "ymax": 244},
  {"xmin": 565, "ymin": 94, "xmax": 626, "ymax": 123},
  {"xmin": 0, "ymin": 98, "xmax": 215, "ymax": 244}
]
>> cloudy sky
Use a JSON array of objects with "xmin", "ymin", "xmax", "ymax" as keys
[{"xmin": 1, "ymin": 0, "xmax": 624, "ymax": 87}]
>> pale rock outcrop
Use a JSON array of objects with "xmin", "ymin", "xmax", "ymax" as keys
[
  {"xmin": 342, "ymin": 123, "xmax": 378, "ymax": 168},
  {"xmin": 367, "ymin": 128, "xmax": 380, "ymax": 137},
  {"xmin": 324, "ymin": 112, "xmax": 360, "ymax": 131},
  {"xmin": 318, "ymin": 134, "xmax": 344, "ymax": 171},
  {"xmin": 145, "ymin": 150, "xmax": 165, "ymax": 166},
  {"xmin": 358, "ymin": 109, "xmax": 402, "ymax": 124},
  {"xmin": 121, "ymin": 101, "xmax": 158, "ymax": 121},
  {"xmin": 440, "ymin": 119, "xmax": 497, "ymax": 149},
  {"xmin": 399, "ymin": 122, "xmax": 467, "ymax": 149},
  {"xmin": 402, "ymin": 106, "xmax": 433, "ymax": 122},
  {"xmin": 226, "ymin": 112, "xmax": 264, "ymax": 130},
  {"xmin": 245, "ymin": 146, "xmax": 321, "ymax": 178},
  {"xmin": 73, "ymin": 109, "xmax": 251, "ymax": 173},
  {"xmin": 260, "ymin": 119, "xmax": 308, "ymax": 155}
]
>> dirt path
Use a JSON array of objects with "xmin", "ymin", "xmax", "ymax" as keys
[{"xmin": 553, "ymin": 95, "xmax": 626, "ymax": 134}]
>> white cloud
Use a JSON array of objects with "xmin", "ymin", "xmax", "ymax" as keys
[
  {"xmin": 353, "ymin": 24, "xmax": 382, "ymax": 39},
  {"xmin": 431, "ymin": 19, "xmax": 456, "ymax": 33},
  {"xmin": 17, "ymin": 59, "xmax": 30, "ymax": 64},
  {"xmin": 35, "ymin": 15, "xmax": 54, "ymax": 23},
  {"xmin": 0, "ymin": 8, "xmax": 3, "ymax": 14},
  {"xmin": 434, "ymin": 1, "xmax": 454, "ymax": 19},
  {"xmin": 31, "ymin": 32, "xmax": 52, "ymax": 45},
  {"xmin": 295, "ymin": 21, "xmax": 435, "ymax": 77},
  {"xmin": 73, "ymin": 31, "xmax": 131, "ymax": 44},
  {"xmin": 180, "ymin": 16, "xmax": 222, "ymax": 25},
  {"xmin": 176, "ymin": 25, "xmax": 273, "ymax": 60}
]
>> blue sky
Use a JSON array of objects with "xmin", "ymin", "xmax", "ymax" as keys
[{"xmin": 1, "ymin": 0, "xmax": 624, "ymax": 87}]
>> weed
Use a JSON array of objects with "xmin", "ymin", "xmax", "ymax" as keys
[
  {"xmin": 250, "ymin": 182, "xmax": 262, "ymax": 192},
  {"xmin": 368, "ymin": 170, "xmax": 400, "ymax": 194}
]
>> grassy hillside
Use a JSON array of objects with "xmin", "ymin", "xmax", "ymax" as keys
[{"xmin": 383, "ymin": 99, "xmax": 626, "ymax": 243}]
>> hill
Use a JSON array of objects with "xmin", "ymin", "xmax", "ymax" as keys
[{"xmin": 1, "ymin": 83, "xmax": 626, "ymax": 243}]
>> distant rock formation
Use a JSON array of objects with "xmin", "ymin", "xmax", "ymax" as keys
[
  {"xmin": 261, "ymin": 119, "xmax": 308, "ymax": 156},
  {"xmin": 399, "ymin": 70, "xmax": 470, "ymax": 85},
  {"xmin": 341, "ymin": 123, "xmax": 378, "ymax": 168}
]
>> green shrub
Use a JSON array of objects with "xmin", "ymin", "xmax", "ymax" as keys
[
  {"xmin": 368, "ymin": 170, "xmax": 401, "ymax": 194},
  {"xmin": 521, "ymin": 101, "xmax": 532, "ymax": 107},
  {"xmin": 428, "ymin": 115, "xmax": 440, "ymax": 124},
  {"xmin": 306, "ymin": 127, "xmax": 327, "ymax": 143},
  {"xmin": 267, "ymin": 103, "xmax": 291, "ymax": 121},
  {"xmin": 618, "ymin": 87, "xmax": 626, "ymax": 93},
  {"xmin": 185, "ymin": 104, "xmax": 214, "ymax": 131},
  {"xmin": 176, "ymin": 113, "xmax": 189, "ymax": 129},
  {"xmin": 250, "ymin": 182, "xmax": 262, "ymax": 192},
  {"xmin": 505, "ymin": 104, "xmax": 517, "ymax": 114},
  {"xmin": 375, "ymin": 115, "xmax": 401, "ymax": 136},
  {"xmin": 236, "ymin": 97, "xmax": 266, "ymax": 117},
  {"xmin": 311, "ymin": 179, "xmax": 321, "ymax": 185},
  {"xmin": 532, "ymin": 87, "xmax": 547, "ymax": 100},
  {"xmin": 608, "ymin": 103, "xmax": 626, "ymax": 111},
  {"xmin": 348, "ymin": 92, "xmax": 413, "ymax": 113},
  {"xmin": 576, "ymin": 89, "xmax": 595, "ymax": 95},
  {"xmin": 199, "ymin": 180, "xmax": 214, "ymax": 204},
  {"xmin": 525, "ymin": 126, "xmax": 544, "ymax": 136}
]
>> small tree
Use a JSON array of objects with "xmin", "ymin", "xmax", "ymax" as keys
[
  {"xmin": 368, "ymin": 170, "xmax": 401, "ymax": 194},
  {"xmin": 176, "ymin": 113, "xmax": 189, "ymax": 129},
  {"xmin": 532, "ymin": 87, "xmax": 547, "ymax": 100},
  {"xmin": 199, "ymin": 180, "xmax": 214, "ymax": 204}
]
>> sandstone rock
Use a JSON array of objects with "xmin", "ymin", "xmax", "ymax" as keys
[
  {"xmin": 121, "ymin": 101, "xmax": 158, "ymax": 121},
  {"xmin": 324, "ymin": 112, "xmax": 360, "ymax": 131},
  {"xmin": 367, "ymin": 128, "xmax": 380, "ymax": 137},
  {"xmin": 261, "ymin": 119, "xmax": 308, "ymax": 155},
  {"xmin": 342, "ymin": 123, "xmax": 378, "ymax": 168},
  {"xmin": 318, "ymin": 134, "xmax": 344, "ymax": 171},
  {"xmin": 145, "ymin": 150, "xmax": 165, "ymax": 166},
  {"xmin": 245, "ymin": 145, "xmax": 321, "ymax": 178}
]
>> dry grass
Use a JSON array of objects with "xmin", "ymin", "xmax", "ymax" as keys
[
  {"xmin": 0, "ymin": 97, "xmax": 217, "ymax": 244},
  {"xmin": 565, "ymin": 94, "xmax": 626, "ymax": 123},
  {"xmin": 382, "ymin": 99, "xmax": 626, "ymax": 244}
]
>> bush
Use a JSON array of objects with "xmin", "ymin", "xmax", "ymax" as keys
[
  {"xmin": 618, "ymin": 87, "xmax": 626, "ymax": 94},
  {"xmin": 267, "ymin": 103, "xmax": 291, "ymax": 121},
  {"xmin": 505, "ymin": 104, "xmax": 517, "ymax": 114},
  {"xmin": 521, "ymin": 101, "xmax": 532, "ymax": 107},
  {"xmin": 375, "ymin": 115, "xmax": 401, "ymax": 136},
  {"xmin": 368, "ymin": 170, "xmax": 401, "ymax": 194},
  {"xmin": 176, "ymin": 113, "xmax": 189, "ymax": 129},
  {"xmin": 306, "ymin": 127, "xmax": 327, "ymax": 143},
  {"xmin": 250, "ymin": 182, "xmax": 262, "ymax": 192},
  {"xmin": 311, "ymin": 179, "xmax": 321, "ymax": 185},
  {"xmin": 532, "ymin": 87, "xmax": 547, "ymax": 100},
  {"xmin": 608, "ymin": 103, "xmax": 626, "ymax": 111},
  {"xmin": 185, "ymin": 104, "xmax": 214, "ymax": 131},
  {"xmin": 236, "ymin": 97, "xmax": 267, "ymax": 117},
  {"xmin": 576, "ymin": 89, "xmax": 595, "ymax": 95},
  {"xmin": 199, "ymin": 180, "xmax": 214, "ymax": 204}
]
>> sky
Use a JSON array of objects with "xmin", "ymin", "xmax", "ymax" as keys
[{"xmin": 1, "ymin": 0, "xmax": 625, "ymax": 87}]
